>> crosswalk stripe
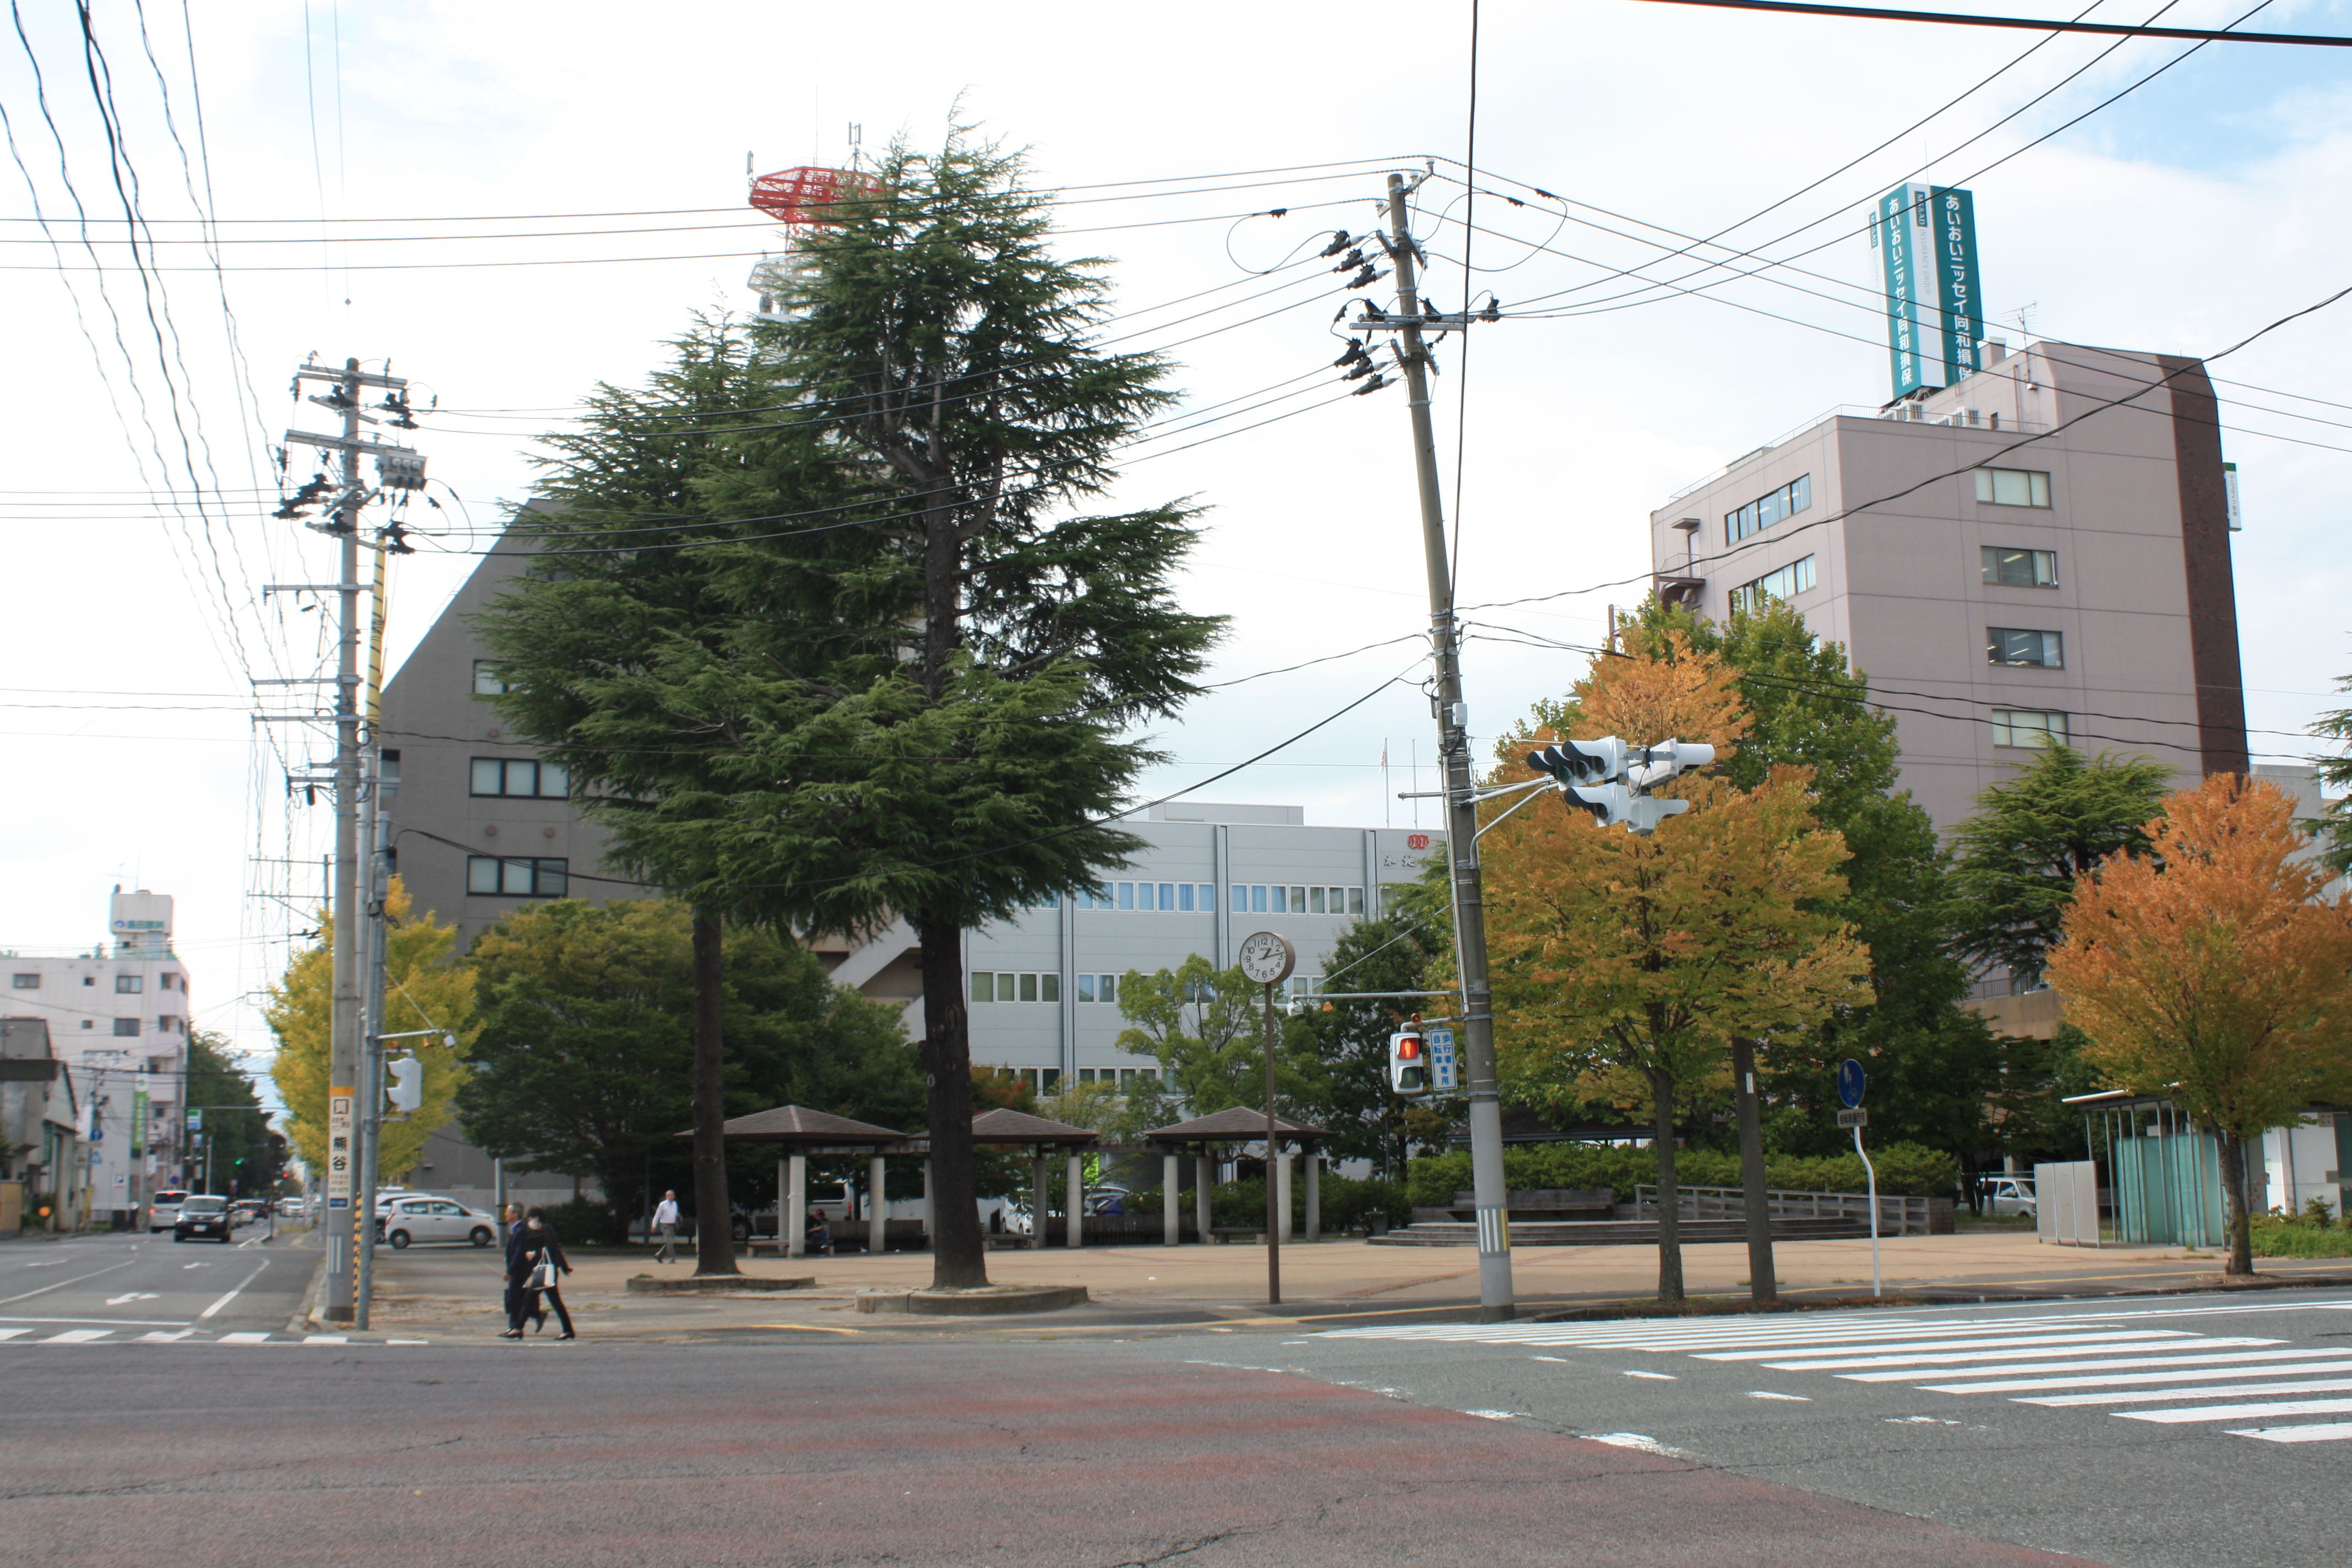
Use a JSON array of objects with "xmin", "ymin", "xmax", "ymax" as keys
[
  {"xmin": 2227, "ymin": 1422, "xmax": 2352, "ymax": 1443},
  {"xmin": 2022, "ymin": 1377, "xmax": 2352, "ymax": 1407},
  {"xmin": 0, "ymin": 1328, "xmax": 29, "ymax": 1342},
  {"xmin": 41, "ymin": 1329, "xmax": 111, "ymax": 1343},
  {"xmin": 303, "ymin": 1335, "xmax": 349, "ymax": 1345},
  {"xmin": 1768, "ymin": 1337, "xmax": 2268, "ymax": 1372},
  {"xmin": 2122, "ymin": 1397, "xmax": 2352, "ymax": 1425},
  {"xmin": 1698, "ymin": 1330, "xmax": 2198, "ymax": 1363},
  {"xmin": 137, "ymin": 1330, "xmax": 197, "ymax": 1343},
  {"xmin": 1895, "ymin": 1348, "xmax": 2352, "ymax": 1388},
  {"xmin": 1921, "ymin": 1357, "xmax": 2352, "ymax": 1394},
  {"xmin": 1615, "ymin": 1325, "xmax": 2124, "ymax": 1354},
  {"xmin": 216, "ymin": 1331, "xmax": 269, "ymax": 1344}
]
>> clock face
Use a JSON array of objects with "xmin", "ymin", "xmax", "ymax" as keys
[{"xmin": 1236, "ymin": 930, "xmax": 1295, "ymax": 986}]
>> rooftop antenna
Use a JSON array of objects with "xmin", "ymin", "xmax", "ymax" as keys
[
  {"xmin": 847, "ymin": 122, "xmax": 862, "ymax": 172},
  {"xmin": 2011, "ymin": 303, "xmax": 2037, "ymax": 341}
]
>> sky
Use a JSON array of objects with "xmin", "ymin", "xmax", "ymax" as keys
[{"xmin": 2, "ymin": 0, "xmax": 2349, "ymax": 1080}]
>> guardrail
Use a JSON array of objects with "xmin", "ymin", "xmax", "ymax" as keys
[{"xmin": 1634, "ymin": 1184, "xmax": 1931, "ymax": 1237}]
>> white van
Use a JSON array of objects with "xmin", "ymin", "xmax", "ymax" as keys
[{"xmin": 147, "ymin": 1189, "xmax": 189, "ymax": 1233}]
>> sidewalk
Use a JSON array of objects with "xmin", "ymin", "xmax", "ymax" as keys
[{"xmin": 362, "ymin": 1229, "xmax": 2352, "ymax": 1340}]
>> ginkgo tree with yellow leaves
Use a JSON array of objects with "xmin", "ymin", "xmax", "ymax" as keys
[
  {"xmin": 268, "ymin": 876, "xmax": 478, "ymax": 1183},
  {"xmin": 1475, "ymin": 628, "xmax": 1874, "ymax": 1305}
]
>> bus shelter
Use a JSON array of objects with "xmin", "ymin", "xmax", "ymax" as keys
[{"xmin": 1144, "ymin": 1107, "xmax": 1327, "ymax": 1247}]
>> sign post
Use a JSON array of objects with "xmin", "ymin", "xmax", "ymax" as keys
[{"xmin": 1836, "ymin": 1058, "xmax": 1879, "ymax": 1298}]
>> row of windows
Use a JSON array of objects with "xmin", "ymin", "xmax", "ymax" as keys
[
  {"xmin": 999, "ymin": 1066, "xmax": 1167, "ymax": 1095},
  {"xmin": 1725, "ymin": 473, "xmax": 1812, "ymax": 545},
  {"xmin": 470, "ymin": 757, "xmax": 569, "ymax": 799},
  {"xmin": 1077, "ymin": 882, "xmax": 1216, "ymax": 912},
  {"xmin": 1992, "ymin": 709, "xmax": 2068, "ymax": 749},
  {"xmin": 1975, "ymin": 467, "xmax": 2051, "ymax": 508},
  {"xmin": 973, "ymin": 971, "xmax": 1063, "ymax": 1004},
  {"xmin": 1988, "ymin": 628, "xmax": 2062, "ymax": 669},
  {"xmin": 465, "ymin": 856, "xmax": 570, "ymax": 897},
  {"xmin": 1730, "ymin": 554, "xmax": 1816, "ymax": 614},
  {"xmin": 1238, "ymin": 885, "xmax": 1362, "ymax": 916},
  {"xmin": 1983, "ymin": 546, "xmax": 2058, "ymax": 587},
  {"xmin": 10, "ymin": 972, "xmax": 182, "ymax": 991},
  {"xmin": 1070, "ymin": 882, "xmax": 1368, "ymax": 916}
]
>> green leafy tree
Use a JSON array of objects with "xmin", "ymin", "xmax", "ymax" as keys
[
  {"xmin": 1115, "ymin": 956, "xmax": 1299, "ymax": 1115},
  {"xmin": 183, "ymin": 1031, "xmax": 274, "ymax": 1199},
  {"xmin": 694, "ymin": 126, "xmax": 1222, "ymax": 1288},
  {"xmin": 2306, "ymin": 673, "xmax": 2352, "ymax": 873},
  {"xmin": 456, "ymin": 898, "xmax": 916, "ymax": 1237},
  {"xmin": 1291, "ymin": 910, "xmax": 1446, "ymax": 1175},
  {"xmin": 1947, "ymin": 745, "xmax": 2174, "ymax": 988}
]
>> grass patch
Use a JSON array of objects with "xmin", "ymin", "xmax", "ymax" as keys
[{"xmin": 2248, "ymin": 1218, "xmax": 2352, "ymax": 1259}]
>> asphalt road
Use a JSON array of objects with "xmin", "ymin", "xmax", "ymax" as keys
[
  {"xmin": 6, "ymin": 1277, "xmax": 2346, "ymax": 1566},
  {"xmin": 0, "ymin": 1224, "xmax": 314, "ymax": 1341}
]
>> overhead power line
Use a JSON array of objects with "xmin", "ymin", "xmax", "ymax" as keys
[{"xmin": 1629, "ymin": 0, "xmax": 2352, "ymax": 44}]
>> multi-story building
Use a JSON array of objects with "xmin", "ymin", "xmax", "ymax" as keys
[
  {"xmin": 1, "ymin": 889, "xmax": 193, "ymax": 1224},
  {"xmin": 0, "ymin": 1017, "xmax": 85, "ymax": 1230},
  {"xmin": 1648, "ymin": 339, "xmax": 2246, "ymax": 835},
  {"xmin": 380, "ymin": 539, "xmax": 1441, "ymax": 1100}
]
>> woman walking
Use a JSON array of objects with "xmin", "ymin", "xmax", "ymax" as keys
[{"xmin": 513, "ymin": 1205, "xmax": 576, "ymax": 1341}]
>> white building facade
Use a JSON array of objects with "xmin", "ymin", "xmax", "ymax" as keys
[{"xmin": 0, "ymin": 890, "xmax": 193, "ymax": 1224}]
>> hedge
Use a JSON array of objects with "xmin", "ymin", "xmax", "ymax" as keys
[
  {"xmin": 1130, "ymin": 1174, "xmax": 1412, "ymax": 1231},
  {"xmin": 1404, "ymin": 1142, "xmax": 1957, "ymax": 1208}
]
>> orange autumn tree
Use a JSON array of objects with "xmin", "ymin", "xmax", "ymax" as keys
[
  {"xmin": 2046, "ymin": 774, "xmax": 2352, "ymax": 1276},
  {"xmin": 1478, "ymin": 627, "xmax": 1872, "ymax": 1305}
]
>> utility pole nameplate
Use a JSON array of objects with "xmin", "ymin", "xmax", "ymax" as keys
[{"xmin": 326, "ymin": 1090, "xmax": 355, "ymax": 1208}]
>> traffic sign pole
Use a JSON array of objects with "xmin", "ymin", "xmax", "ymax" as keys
[{"xmin": 1835, "ymin": 1059, "xmax": 1879, "ymax": 1297}]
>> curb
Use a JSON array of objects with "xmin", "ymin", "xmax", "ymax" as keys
[
  {"xmin": 288, "ymin": 1253, "xmax": 328, "ymax": 1336},
  {"xmin": 625, "ymin": 1274, "xmax": 815, "ymax": 1294},
  {"xmin": 856, "ymin": 1284, "xmax": 1090, "ymax": 1317}
]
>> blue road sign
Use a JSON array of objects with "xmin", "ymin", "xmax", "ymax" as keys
[{"xmin": 1836, "ymin": 1058, "xmax": 1867, "ymax": 1109}]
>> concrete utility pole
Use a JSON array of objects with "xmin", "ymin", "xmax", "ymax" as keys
[
  {"xmin": 1381, "ymin": 174, "xmax": 1515, "ymax": 1320},
  {"xmin": 281, "ymin": 356, "xmax": 420, "ymax": 1325}
]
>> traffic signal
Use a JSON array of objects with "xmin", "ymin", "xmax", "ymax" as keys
[
  {"xmin": 1389, "ymin": 1030, "xmax": 1428, "ymax": 1095},
  {"xmin": 1526, "ymin": 738, "xmax": 1627, "ymax": 786},
  {"xmin": 1627, "ymin": 739, "xmax": 1717, "ymax": 791},
  {"xmin": 386, "ymin": 1056, "xmax": 423, "ymax": 1114}
]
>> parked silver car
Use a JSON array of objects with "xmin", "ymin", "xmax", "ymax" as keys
[
  {"xmin": 378, "ymin": 1195, "xmax": 500, "ymax": 1249},
  {"xmin": 1981, "ymin": 1175, "xmax": 2038, "ymax": 1219}
]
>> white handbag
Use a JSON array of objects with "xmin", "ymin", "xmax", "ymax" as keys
[{"xmin": 526, "ymin": 1257, "xmax": 558, "ymax": 1291}]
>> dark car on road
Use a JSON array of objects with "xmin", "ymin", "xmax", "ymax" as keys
[{"xmin": 173, "ymin": 1195, "xmax": 234, "ymax": 1244}]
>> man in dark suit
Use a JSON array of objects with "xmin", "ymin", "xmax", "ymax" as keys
[{"xmin": 499, "ymin": 1204, "xmax": 530, "ymax": 1338}]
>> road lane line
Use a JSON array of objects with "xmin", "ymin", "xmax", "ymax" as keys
[
  {"xmin": 1893, "ymin": 1349, "xmax": 2352, "ymax": 1387},
  {"xmin": 41, "ymin": 1330, "xmax": 112, "ymax": 1343},
  {"xmin": 1701, "ymin": 1330, "xmax": 2199, "ymax": 1363},
  {"xmin": 1770, "ymin": 1337, "xmax": 2271, "ymax": 1371},
  {"xmin": 216, "ymin": 1332, "xmax": 270, "ymax": 1343},
  {"xmin": 2228, "ymin": 1422, "xmax": 2352, "ymax": 1442},
  {"xmin": 2123, "ymin": 1397, "xmax": 2352, "ymax": 1424},
  {"xmin": 198, "ymin": 1259, "xmax": 270, "ymax": 1320},
  {"xmin": 0, "ymin": 1260, "xmax": 135, "ymax": 1307},
  {"xmin": 2023, "ymin": 1377, "xmax": 2352, "ymax": 1407}
]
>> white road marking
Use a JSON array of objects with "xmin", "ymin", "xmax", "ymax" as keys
[
  {"xmin": 304, "ymin": 1335, "xmax": 349, "ymax": 1344},
  {"xmin": 2228, "ymin": 1422, "xmax": 2352, "ymax": 1443},
  {"xmin": 41, "ymin": 1329, "xmax": 112, "ymax": 1343},
  {"xmin": 2122, "ymin": 1397, "xmax": 2352, "ymax": 1425},
  {"xmin": 1586, "ymin": 1431, "xmax": 1687, "ymax": 1456},
  {"xmin": 182, "ymin": 1262, "xmax": 210, "ymax": 1270},
  {"xmin": 104, "ymin": 1292, "xmax": 160, "ymax": 1305},
  {"xmin": 385, "ymin": 1338, "xmax": 430, "ymax": 1345},
  {"xmin": 2023, "ymin": 1377, "xmax": 2352, "ymax": 1408},
  {"xmin": 1748, "ymin": 1391, "xmax": 1810, "ymax": 1401},
  {"xmin": 0, "ymin": 1260, "xmax": 135, "ymax": 1306},
  {"xmin": 1623, "ymin": 1370, "xmax": 1676, "ymax": 1380},
  {"xmin": 138, "ymin": 1330, "xmax": 197, "ymax": 1342},
  {"xmin": 0, "ymin": 1315, "xmax": 191, "ymax": 1328},
  {"xmin": 198, "ymin": 1259, "xmax": 270, "ymax": 1320},
  {"xmin": 216, "ymin": 1332, "xmax": 270, "ymax": 1343},
  {"xmin": 0, "ymin": 1328, "xmax": 28, "ymax": 1341},
  {"xmin": 1891, "ymin": 1348, "xmax": 2352, "ymax": 1387},
  {"xmin": 1779, "ymin": 1337, "xmax": 2275, "ymax": 1373},
  {"xmin": 1463, "ymin": 1409, "xmax": 1516, "ymax": 1419},
  {"xmin": 1702, "ymin": 1330, "xmax": 2201, "ymax": 1363},
  {"xmin": 1921, "ymin": 1358, "xmax": 2352, "ymax": 1394}
]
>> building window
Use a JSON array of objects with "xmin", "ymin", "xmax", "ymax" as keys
[
  {"xmin": 464, "ymin": 856, "xmax": 568, "ymax": 897},
  {"xmin": 971, "ymin": 972, "xmax": 1060, "ymax": 1004},
  {"xmin": 113, "ymin": 1017, "xmax": 141, "ymax": 1037},
  {"xmin": 1992, "ymin": 709, "xmax": 2070, "ymax": 749},
  {"xmin": 470, "ymin": 757, "xmax": 569, "ymax": 798},
  {"xmin": 1729, "ymin": 555, "xmax": 1817, "ymax": 614},
  {"xmin": 115, "ymin": 974, "xmax": 143, "ymax": 994},
  {"xmin": 158, "ymin": 1015, "xmax": 182, "ymax": 1033},
  {"xmin": 1981, "ymin": 546, "xmax": 2058, "ymax": 587},
  {"xmin": 1724, "ymin": 474, "xmax": 1812, "ymax": 545},
  {"xmin": 9, "ymin": 973, "xmax": 36, "ymax": 989},
  {"xmin": 159, "ymin": 973, "xmax": 179, "ymax": 992},
  {"xmin": 1988, "ymin": 628, "xmax": 2063, "ymax": 668},
  {"xmin": 1228, "ymin": 885, "xmax": 1363, "ymax": 917},
  {"xmin": 1974, "ymin": 467, "xmax": 2051, "ymax": 508},
  {"xmin": 1076, "ymin": 882, "xmax": 1213, "ymax": 912},
  {"xmin": 472, "ymin": 661, "xmax": 511, "ymax": 696}
]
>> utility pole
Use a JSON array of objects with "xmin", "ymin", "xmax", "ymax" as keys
[
  {"xmin": 1379, "ymin": 173, "xmax": 1514, "ymax": 1320},
  {"xmin": 280, "ymin": 356, "xmax": 422, "ymax": 1325}
]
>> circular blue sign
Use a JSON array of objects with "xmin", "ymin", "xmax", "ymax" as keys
[{"xmin": 1836, "ymin": 1058, "xmax": 1866, "ymax": 1109}]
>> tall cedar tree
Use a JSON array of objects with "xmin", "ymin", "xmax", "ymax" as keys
[
  {"xmin": 458, "ymin": 899, "xmax": 917, "ymax": 1237},
  {"xmin": 476, "ymin": 317, "xmax": 874, "ymax": 1275},
  {"xmin": 710, "ymin": 129, "xmax": 1222, "ymax": 1288},
  {"xmin": 2306, "ymin": 673, "xmax": 2352, "ymax": 872},
  {"xmin": 1632, "ymin": 600, "xmax": 2001, "ymax": 1181},
  {"xmin": 1477, "ymin": 628, "xmax": 1872, "ymax": 1305},
  {"xmin": 1947, "ymin": 746, "xmax": 2174, "ymax": 988},
  {"xmin": 2046, "ymin": 776, "xmax": 2352, "ymax": 1276}
]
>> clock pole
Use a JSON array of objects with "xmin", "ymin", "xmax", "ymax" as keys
[
  {"xmin": 1262, "ymin": 977, "xmax": 1280, "ymax": 1306},
  {"xmin": 1381, "ymin": 172, "xmax": 1515, "ymax": 1320}
]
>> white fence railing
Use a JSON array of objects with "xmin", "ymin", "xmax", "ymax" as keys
[{"xmin": 1634, "ymin": 1183, "xmax": 1930, "ymax": 1237}]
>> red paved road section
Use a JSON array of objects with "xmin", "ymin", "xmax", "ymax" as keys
[{"xmin": 8, "ymin": 1342, "xmax": 2104, "ymax": 1567}]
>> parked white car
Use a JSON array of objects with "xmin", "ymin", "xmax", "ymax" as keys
[
  {"xmin": 378, "ymin": 1195, "xmax": 500, "ymax": 1249},
  {"xmin": 1981, "ymin": 1176, "xmax": 2038, "ymax": 1219}
]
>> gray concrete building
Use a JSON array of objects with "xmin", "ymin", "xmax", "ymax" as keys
[{"xmin": 1648, "ymin": 339, "xmax": 2247, "ymax": 835}]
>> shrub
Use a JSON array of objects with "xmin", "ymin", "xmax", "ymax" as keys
[
  {"xmin": 2249, "ymin": 1216, "xmax": 2352, "ymax": 1259},
  {"xmin": 1195, "ymin": 1173, "xmax": 1409, "ymax": 1231},
  {"xmin": 538, "ymin": 1198, "xmax": 623, "ymax": 1245},
  {"xmin": 1404, "ymin": 1140, "xmax": 1958, "ymax": 1207}
]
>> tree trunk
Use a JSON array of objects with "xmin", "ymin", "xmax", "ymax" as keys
[
  {"xmin": 1649, "ymin": 1069, "xmax": 1684, "ymax": 1308},
  {"xmin": 1731, "ymin": 1038, "xmax": 1776, "ymax": 1305},
  {"xmin": 918, "ymin": 910, "xmax": 989, "ymax": 1289},
  {"xmin": 689, "ymin": 908, "xmax": 738, "ymax": 1277},
  {"xmin": 2216, "ymin": 1126, "xmax": 2255, "ymax": 1278}
]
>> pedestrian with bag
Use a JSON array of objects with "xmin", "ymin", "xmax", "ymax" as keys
[
  {"xmin": 498, "ymin": 1204, "xmax": 530, "ymax": 1339},
  {"xmin": 517, "ymin": 1205, "xmax": 576, "ymax": 1340},
  {"xmin": 651, "ymin": 1189, "xmax": 680, "ymax": 1264}
]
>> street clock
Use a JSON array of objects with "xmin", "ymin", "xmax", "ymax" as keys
[{"xmin": 1235, "ymin": 930, "xmax": 1296, "ymax": 987}]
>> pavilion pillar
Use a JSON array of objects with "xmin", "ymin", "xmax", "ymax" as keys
[
  {"xmin": 1066, "ymin": 1153, "xmax": 1085, "ymax": 1249},
  {"xmin": 785, "ymin": 1153, "xmax": 807, "ymax": 1259},
  {"xmin": 1305, "ymin": 1150, "xmax": 1321, "ymax": 1242},
  {"xmin": 775, "ymin": 1157, "xmax": 787, "ymax": 1254},
  {"xmin": 1195, "ymin": 1146, "xmax": 1212, "ymax": 1244},
  {"xmin": 1162, "ymin": 1151, "xmax": 1180, "ymax": 1246},
  {"xmin": 868, "ymin": 1153, "xmax": 888, "ymax": 1254},
  {"xmin": 1031, "ymin": 1151, "xmax": 1049, "ymax": 1251},
  {"xmin": 1276, "ymin": 1149, "xmax": 1295, "ymax": 1242}
]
